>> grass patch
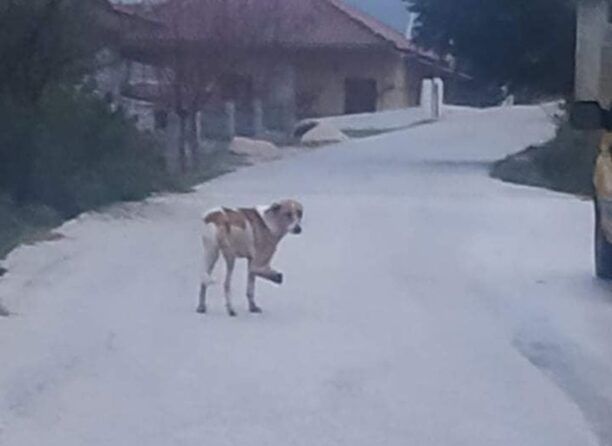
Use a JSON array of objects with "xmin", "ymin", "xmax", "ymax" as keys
[
  {"xmin": 0, "ymin": 87, "xmax": 173, "ymax": 266},
  {"xmin": 343, "ymin": 120, "xmax": 434, "ymax": 139},
  {"xmin": 491, "ymin": 117, "xmax": 599, "ymax": 196},
  {"xmin": 172, "ymin": 149, "xmax": 247, "ymax": 192},
  {"xmin": 0, "ymin": 195, "xmax": 63, "ymax": 260},
  {"xmin": 343, "ymin": 128, "xmax": 400, "ymax": 138},
  {"xmin": 0, "ymin": 88, "xmax": 249, "ymax": 266},
  {"xmin": 0, "ymin": 150, "xmax": 244, "ymax": 263}
]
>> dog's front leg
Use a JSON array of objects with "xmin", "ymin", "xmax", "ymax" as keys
[{"xmin": 250, "ymin": 265, "xmax": 283, "ymax": 285}]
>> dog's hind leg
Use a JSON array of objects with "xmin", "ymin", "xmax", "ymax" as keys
[
  {"xmin": 198, "ymin": 230, "xmax": 220, "ymax": 314},
  {"xmin": 223, "ymin": 254, "xmax": 237, "ymax": 317},
  {"xmin": 246, "ymin": 260, "xmax": 262, "ymax": 314}
]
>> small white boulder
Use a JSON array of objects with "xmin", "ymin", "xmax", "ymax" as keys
[
  {"xmin": 301, "ymin": 122, "xmax": 349, "ymax": 145},
  {"xmin": 229, "ymin": 137, "xmax": 283, "ymax": 162}
]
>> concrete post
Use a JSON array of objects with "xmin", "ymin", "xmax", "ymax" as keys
[
  {"xmin": 421, "ymin": 79, "xmax": 434, "ymax": 119},
  {"xmin": 432, "ymin": 84, "xmax": 440, "ymax": 119},
  {"xmin": 421, "ymin": 78, "xmax": 443, "ymax": 120},
  {"xmin": 434, "ymin": 77, "xmax": 445, "ymax": 113},
  {"xmin": 197, "ymin": 110, "xmax": 213, "ymax": 154},
  {"xmin": 420, "ymin": 79, "xmax": 432, "ymax": 109},
  {"xmin": 164, "ymin": 112, "xmax": 181, "ymax": 173},
  {"xmin": 195, "ymin": 110, "xmax": 204, "ymax": 142},
  {"xmin": 253, "ymin": 99, "xmax": 264, "ymax": 136},
  {"xmin": 267, "ymin": 61, "xmax": 297, "ymax": 134}
]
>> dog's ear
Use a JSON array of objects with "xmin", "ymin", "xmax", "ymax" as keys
[{"xmin": 269, "ymin": 202, "xmax": 282, "ymax": 213}]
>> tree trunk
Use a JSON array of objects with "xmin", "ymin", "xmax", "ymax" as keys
[
  {"xmin": 187, "ymin": 111, "xmax": 200, "ymax": 169},
  {"xmin": 177, "ymin": 112, "xmax": 189, "ymax": 173}
]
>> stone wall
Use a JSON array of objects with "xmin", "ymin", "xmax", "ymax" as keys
[
  {"xmin": 94, "ymin": 54, "xmax": 161, "ymax": 131},
  {"xmin": 93, "ymin": 49, "xmax": 130, "ymax": 103}
]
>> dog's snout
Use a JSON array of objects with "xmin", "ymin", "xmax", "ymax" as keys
[{"xmin": 292, "ymin": 225, "xmax": 302, "ymax": 234}]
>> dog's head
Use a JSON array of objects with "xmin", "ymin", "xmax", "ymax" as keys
[{"xmin": 266, "ymin": 200, "xmax": 304, "ymax": 235}]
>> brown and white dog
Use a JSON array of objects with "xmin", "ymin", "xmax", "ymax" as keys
[{"xmin": 198, "ymin": 199, "xmax": 304, "ymax": 316}]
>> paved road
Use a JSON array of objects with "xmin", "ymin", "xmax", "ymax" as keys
[{"xmin": 1, "ymin": 105, "xmax": 612, "ymax": 445}]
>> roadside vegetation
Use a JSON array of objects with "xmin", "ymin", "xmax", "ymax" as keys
[
  {"xmin": 0, "ymin": 87, "xmax": 174, "ymax": 258},
  {"xmin": 491, "ymin": 114, "xmax": 599, "ymax": 196},
  {"xmin": 0, "ymin": 1, "xmax": 171, "ymax": 260},
  {"xmin": 406, "ymin": 0, "xmax": 586, "ymax": 195}
]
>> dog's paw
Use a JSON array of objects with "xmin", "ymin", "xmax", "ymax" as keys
[
  {"xmin": 271, "ymin": 273, "xmax": 283, "ymax": 285},
  {"xmin": 196, "ymin": 306, "xmax": 207, "ymax": 314},
  {"xmin": 249, "ymin": 305, "xmax": 263, "ymax": 314},
  {"xmin": 227, "ymin": 308, "xmax": 237, "ymax": 317}
]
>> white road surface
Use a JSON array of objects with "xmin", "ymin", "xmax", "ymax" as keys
[{"xmin": 2, "ymin": 105, "xmax": 612, "ymax": 446}]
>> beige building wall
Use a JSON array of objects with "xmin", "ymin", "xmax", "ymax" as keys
[
  {"xmin": 210, "ymin": 49, "xmax": 417, "ymax": 119},
  {"xmin": 294, "ymin": 50, "xmax": 413, "ymax": 118},
  {"xmin": 106, "ymin": 47, "xmax": 422, "ymax": 131}
]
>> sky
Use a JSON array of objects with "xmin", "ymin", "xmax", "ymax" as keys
[
  {"xmin": 344, "ymin": 0, "xmax": 410, "ymax": 33},
  {"xmin": 116, "ymin": 0, "xmax": 411, "ymax": 34}
]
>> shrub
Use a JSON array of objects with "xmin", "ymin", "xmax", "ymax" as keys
[
  {"xmin": 0, "ymin": 86, "xmax": 171, "ymax": 218},
  {"xmin": 0, "ymin": 193, "xmax": 62, "ymax": 259}
]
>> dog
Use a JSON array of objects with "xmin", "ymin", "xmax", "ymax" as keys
[{"xmin": 198, "ymin": 199, "xmax": 304, "ymax": 316}]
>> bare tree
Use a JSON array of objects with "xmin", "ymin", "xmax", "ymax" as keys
[{"xmin": 124, "ymin": 0, "xmax": 312, "ymax": 172}]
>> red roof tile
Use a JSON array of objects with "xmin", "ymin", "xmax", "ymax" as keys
[
  {"xmin": 114, "ymin": 0, "xmax": 417, "ymax": 52},
  {"xmin": 324, "ymin": 0, "xmax": 413, "ymax": 52}
]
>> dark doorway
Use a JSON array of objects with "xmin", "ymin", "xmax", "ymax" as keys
[
  {"xmin": 344, "ymin": 78, "xmax": 377, "ymax": 114},
  {"xmin": 220, "ymin": 73, "xmax": 255, "ymax": 136},
  {"xmin": 220, "ymin": 73, "xmax": 254, "ymax": 108}
]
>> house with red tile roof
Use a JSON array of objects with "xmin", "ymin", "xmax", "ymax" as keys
[{"xmin": 102, "ymin": 0, "xmax": 456, "ymax": 136}]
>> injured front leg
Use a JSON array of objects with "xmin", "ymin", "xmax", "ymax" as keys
[{"xmin": 250, "ymin": 265, "xmax": 283, "ymax": 285}]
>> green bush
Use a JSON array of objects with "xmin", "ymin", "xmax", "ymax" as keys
[{"xmin": 0, "ymin": 86, "xmax": 171, "ymax": 218}]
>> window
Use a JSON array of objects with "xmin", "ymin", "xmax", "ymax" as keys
[{"xmin": 344, "ymin": 78, "xmax": 378, "ymax": 114}]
